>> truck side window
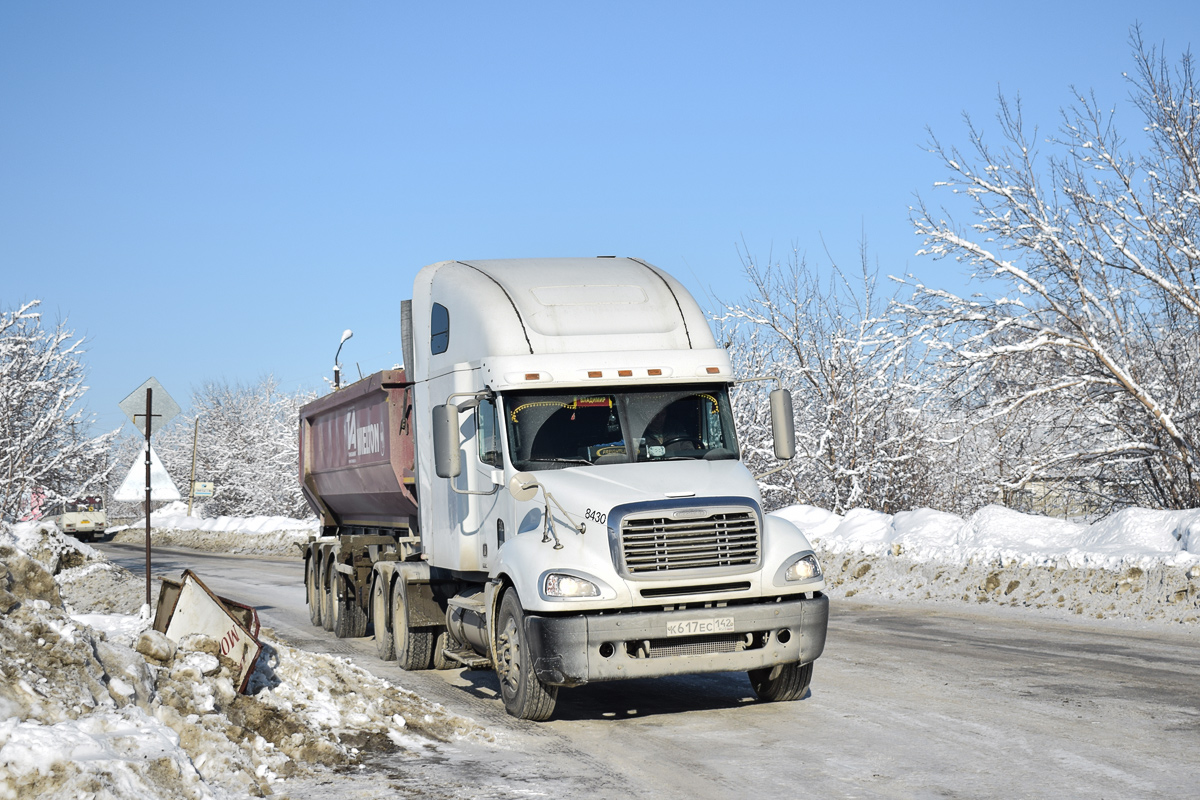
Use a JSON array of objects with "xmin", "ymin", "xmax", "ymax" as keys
[
  {"xmin": 431, "ymin": 302, "xmax": 449, "ymax": 355},
  {"xmin": 477, "ymin": 398, "xmax": 502, "ymax": 467}
]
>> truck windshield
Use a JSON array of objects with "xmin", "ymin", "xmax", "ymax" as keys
[{"xmin": 503, "ymin": 384, "xmax": 739, "ymax": 471}]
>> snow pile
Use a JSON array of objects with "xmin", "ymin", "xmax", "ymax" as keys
[
  {"xmin": 111, "ymin": 502, "xmax": 317, "ymax": 558},
  {"xmin": 776, "ymin": 504, "xmax": 1200, "ymax": 624},
  {"xmin": 0, "ymin": 520, "xmax": 489, "ymax": 799}
]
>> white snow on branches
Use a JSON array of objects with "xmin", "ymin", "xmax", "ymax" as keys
[{"xmin": 0, "ymin": 301, "xmax": 117, "ymax": 521}]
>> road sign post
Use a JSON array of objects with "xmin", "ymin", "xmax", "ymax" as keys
[
  {"xmin": 119, "ymin": 378, "xmax": 180, "ymax": 608},
  {"xmin": 144, "ymin": 388, "xmax": 153, "ymax": 606}
]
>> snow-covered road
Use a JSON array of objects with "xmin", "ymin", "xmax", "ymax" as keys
[{"xmin": 96, "ymin": 540, "xmax": 1200, "ymax": 799}]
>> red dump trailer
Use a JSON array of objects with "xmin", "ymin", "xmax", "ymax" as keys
[{"xmin": 299, "ymin": 369, "xmax": 427, "ymax": 638}]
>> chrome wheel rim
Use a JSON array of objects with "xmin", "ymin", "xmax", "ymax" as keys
[{"xmin": 496, "ymin": 615, "xmax": 520, "ymax": 693}]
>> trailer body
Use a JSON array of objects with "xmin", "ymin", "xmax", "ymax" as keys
[{"xmin": 301, "ymin": 257, "xmax": 828, "ymax": 719}]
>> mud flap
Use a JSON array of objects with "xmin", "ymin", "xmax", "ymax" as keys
[{"xmin": 524, "ymin": 614, "xmax": 589, "ymax": 687}]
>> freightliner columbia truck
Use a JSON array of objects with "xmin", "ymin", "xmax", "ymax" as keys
[{"xmin": 300, "ymin": 257, "xmax": 828, "ymax": 720}]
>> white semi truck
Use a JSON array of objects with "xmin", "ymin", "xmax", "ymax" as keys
[{"xmin": 301, "ymin": 257, "xmax": 828, "ymax": 720}]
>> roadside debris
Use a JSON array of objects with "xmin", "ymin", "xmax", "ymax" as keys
[
  {"xmin": 0, "ymin": 520, "xmax": 490, "ymax": 799},
  {"xmin": 152, "ymin": 571, "xmax": 263, "ymax": 693}
]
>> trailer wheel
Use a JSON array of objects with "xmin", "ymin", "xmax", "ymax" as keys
[
  {"xmin": 306, "ymin": 558, "xmax": 323, "ymax": 627},
  {"xmin": 495, "ymin": 589, "xmax": 557, "ymax": 721},
  {"xmin": 372, "ymin": 575, "xmax": 395, "ymax": 661},
  {"xmin": 335, "ymin": 587, "xmax": 367, "ymax": 639},
  {"xmin": 322, "ymin": 568, "xmax": 338, "ymax": 633},
  {"xmin": 748, "ymin": 661, "xmax": 814, "ymax": 703},
  {"xmin": 391, "ymin": 581, "xmax": 433, "ymax": 670}
]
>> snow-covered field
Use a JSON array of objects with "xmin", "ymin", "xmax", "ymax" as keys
[
  {"xmin": 0, "ymin": 520, "xmax": 489, "ymax": 799},
  {"xmin": 109, "ymin": 502, "xmax": 317, "ymax": 558},
  {"xmin": 782, "ymin": 503, "xmax": 1200, "ymax": 625}
]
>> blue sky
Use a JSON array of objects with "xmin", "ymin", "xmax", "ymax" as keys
[{"xmin": 1, "ymin": 1, "xmax": 1195, "ymax": 436}]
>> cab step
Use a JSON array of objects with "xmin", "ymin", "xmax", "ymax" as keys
[{"xmin": 441, "ymin": 648, "xmax": 491, "ymax": 669}]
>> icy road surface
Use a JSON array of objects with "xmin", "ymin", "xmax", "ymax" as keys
[{"xmin": 95, "ymin": 541, "xmax": 1200, "ymax": 799}]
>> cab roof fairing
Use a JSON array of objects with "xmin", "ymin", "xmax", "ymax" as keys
[{"xmin": 409, "ymin": 258, "xmax": 718, "ymax": 384}]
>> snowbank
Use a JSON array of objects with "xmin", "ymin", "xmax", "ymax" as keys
[
  {"xmin": 110, "ymin": 502, "xmax": 317, "ymax": 558},
  {"xmin": 775, "ymin": 504, "xmax": 1200, "ymax": 624},
  {"xmin": 0, "ymin": 520, "xmax": 489, "ymax": 799}
]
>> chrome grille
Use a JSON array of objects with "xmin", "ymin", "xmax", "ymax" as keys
[{"xmin": 620, "ymin": 509, "xmax": 759, "ymax": 576}]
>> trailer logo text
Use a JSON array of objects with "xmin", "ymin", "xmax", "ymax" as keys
[{"xmin": 345, "ymin": 410, "xmax": 384, "ymax": 463}]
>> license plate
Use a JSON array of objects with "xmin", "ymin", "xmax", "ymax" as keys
[{"xmin": 665, "ymin": 616, "xmax": 735, "ymax": 637}]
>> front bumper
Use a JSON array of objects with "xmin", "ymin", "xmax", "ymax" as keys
[{"xmin": 523, "ymin": 594, "xmax": 829, "ymax": 687}]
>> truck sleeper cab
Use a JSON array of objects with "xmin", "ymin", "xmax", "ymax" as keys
[{"xmin": 300, "ymin": 257, "xmax": 828, "ymax": 721}]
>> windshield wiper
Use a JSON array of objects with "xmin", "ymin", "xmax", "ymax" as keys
[{"xmin": 533, "ymin": 457, "xmax": 593, "ymax": 466}]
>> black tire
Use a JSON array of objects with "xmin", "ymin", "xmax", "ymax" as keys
[
  {"xmin": 335, "ymin": 590, "xmax": 367, "ymax": 639},
  {"xmin": 494, "ymin": 590, "xmax": 557, "ymax": 721},
  {"xmin": 372, "ymin": 574, "xmax": 395, "ymax": 661},
  {"xmin": 306, "ymin": 558, "xmax": 323, "ymax": 627},
  {"xmin": 322, "ymin": 568, "xmax": 338, "ymax": 633},
  {"xmin": 431, "ymin": 630, "xmax": 453, "ymax": 670},
  {"xmin": 749, "ymin": 661, "xmax": 814, "ymax": 702},
  {"xmin": 392, "ymin": 580, "xmax": 433, "ymax": 670}
]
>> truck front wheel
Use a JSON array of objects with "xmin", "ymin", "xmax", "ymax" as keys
[
  {"xmin": 748, "ymin": 661, "xmax": 814, "ymax": 702},
  {"xmin": 494, "ymin": 590, "xmax": 557, "ymax": 721},
  {"xmin": 391, "ymin": 581, "xmax": 433, "ymax": 670}
]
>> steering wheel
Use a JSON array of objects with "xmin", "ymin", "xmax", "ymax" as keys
[{"xmin": 662, "ymin": 435, "xmax": 703, "ymax": 450}]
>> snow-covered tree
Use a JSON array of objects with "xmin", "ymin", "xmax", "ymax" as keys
[
  {"xmin": 0, "ymin": 301, "xmax": 117, "ymax": 520},
  {"xmin": 903, "ymin": 27, "xmax": 1200, "ymax": 511},
  {"xmin": 720, "ymin": 246, "xmax": 945, "ymax": 514},
  {"xmin": 136, "ymin": 377, "xmax": 314, "ymax": 518}
]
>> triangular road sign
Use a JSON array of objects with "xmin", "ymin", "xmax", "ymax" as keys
[{"xmin": 114, "ymin": 446, "xmax": 182, "ymax": 502}]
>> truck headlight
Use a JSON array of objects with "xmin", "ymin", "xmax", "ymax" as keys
[
  {"xmin": 543, "ymin": 572, "xmax": 601, "ymax": 598},
  {"xmin": 784, "ymin": 553, "xmax": 822, "ymax": 582}
]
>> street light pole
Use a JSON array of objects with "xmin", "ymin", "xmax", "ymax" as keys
[{"xmin": 333, "ymin": 329, "xmax": 353, "ymax": 390}]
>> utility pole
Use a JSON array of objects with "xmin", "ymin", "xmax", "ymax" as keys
[{"xmin": 187, "ymin": 416, "xmax": 200, "ymax": 517}]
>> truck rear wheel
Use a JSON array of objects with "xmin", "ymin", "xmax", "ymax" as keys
[
  {"xmin": 749, "ymin": 661, "xmax": 814, "ymax": 703},
  {"xmin": 391, "ymin": 581, "xmax": 433, "ymax": 670},
  {"xmin": 431, "ymin": 630, "xmax": 453, "ymax": 670},
  {"xmin": 372, "ymin": 575, "xmax": 395, "ymax": 660},
  {"xmin": 306, "ymin": 558, "xmax": 323, "ymax": 627},
  {"xmin": 495, "ymin": 590, "xmax": 557, "ymax": 721}
]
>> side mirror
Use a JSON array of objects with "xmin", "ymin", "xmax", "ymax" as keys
[
  {"xmin": 770, "ymin": 388, "xmax": 795, "ymax": 460},
  {"xmin": 432, "ymin": 404, "xmax": 461, "ymax": 478},
  {"xmin": 508, "ymin": 472, "xmax": 539, "ymax": 502}
]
